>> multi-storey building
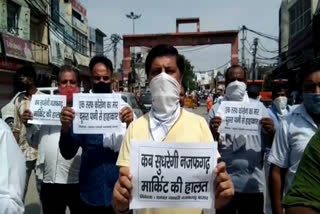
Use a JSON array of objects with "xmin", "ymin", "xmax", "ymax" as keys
[{"xmin": 0, "ymin": 0, "xmax": 107, "ymax": 104}]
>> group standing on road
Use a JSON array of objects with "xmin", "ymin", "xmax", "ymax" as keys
[{"xmin": 1, "ymin": 44, "xmax": 320, "ymax": 214}]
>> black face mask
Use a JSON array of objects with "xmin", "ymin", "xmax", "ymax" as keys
[
  {"xmin": 16, "ymin": 81, "xmax": 29, "ymax": 92},
  {"xmin": 92, "ymin": 82, "xmax": 112, "ymax": 93}
]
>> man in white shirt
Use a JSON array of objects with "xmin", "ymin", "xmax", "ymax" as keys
[
  {"xmin": 208, "ymin": 65, "xmax": 275, "ymax": 214},
  {"xmin": 23, "ymin": 65, "xmax": 82, "ymax": 214},
  {"xmin": 214, "ymin": 85, "xmax": 224, "ymax": 105},
  {"xmin": 0, "ymin": 119, "xmax": 26, "ymax": 214},
  {"xmin": 268, "ymin": 63, "xmax": 320, "ymax": 214},
  {"xmin": 265, "ymin": 84, "xmax": 294, "ymax": 214}
]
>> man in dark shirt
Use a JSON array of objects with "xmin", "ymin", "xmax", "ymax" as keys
[{"xmin": 59, "ymin": 56, "xmax": 134, "ymax": 214}]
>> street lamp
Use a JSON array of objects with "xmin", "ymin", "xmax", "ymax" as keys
[
  {"xmin": 125, "ymin": 12, "xmax": 141, "ymax": 92},
  {"xmin": 126, "ymin": 12, "xmax": 141, "ymax": 35}
]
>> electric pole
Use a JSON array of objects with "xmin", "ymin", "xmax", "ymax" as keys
[
  {"xmin": 241, "ymin": 26, "xmax": 246, "ymax": 67},
  {"xmin": 110, "ymin": 34, "xmax": 121, "ymax": 72},
  {"xmin": 251, "ymin": 38, "xmax": 258, "ymax": 81}
]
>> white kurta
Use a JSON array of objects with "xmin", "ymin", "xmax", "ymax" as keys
[{"xmin": 0, "ymin": 119, "xmax": 26, "ymax": 214}]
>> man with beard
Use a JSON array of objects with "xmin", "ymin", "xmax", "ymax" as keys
[
  {"xmin": 59, "ymin": 56, "xmax": 134, "ymax": 214},
  {"xmin": 13, "ymin": 65, "xmax": 42, "ymax": 201}
]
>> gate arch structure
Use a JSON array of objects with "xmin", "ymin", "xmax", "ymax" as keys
[{"xmin": 122, "ymin": 18, "xmax": 239, "ymax": 84}]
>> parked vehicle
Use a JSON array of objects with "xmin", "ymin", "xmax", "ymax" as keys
[
  {"xmin": 139, "ymin": 93, "xmax": 152, "ymax": 114},
  {"xmin": 120, "ymin": 92, "xmax": 143, "ymax": 118},
  {"xmin": 0, "ymin": 87, "xmax": 59, "ymax": 130}
]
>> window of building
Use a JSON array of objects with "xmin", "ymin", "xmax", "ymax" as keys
[
  {"xmin": 89, "ymin": 42, "xmax": 95, "ymax": 57},
  {"xmin": 289, "ymin": 0, "xmax": 312, "ymax": 38},
  {"xmin": 72, "ymin": 9, "xmax": 83, "ymax": 22},
  {"xmin": 51, "ymin": 0, "xmax": 60, "ymax": 24},
  {"xmin": 30, "ymin": 14, "xmax": 46, "ymax": 43},
  {"xmin": 73, "ymin": 29, "xmax": 88, "ymax": 55},
  {"xmin": 7, "ymin": 0, "xmax": 20, "ymax": 35}
]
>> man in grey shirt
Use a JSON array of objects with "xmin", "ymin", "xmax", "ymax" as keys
[{"xmin": 208, "ymin": 65, "xmax": 275, "ymax": 214}]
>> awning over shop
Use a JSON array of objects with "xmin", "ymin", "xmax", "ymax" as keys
[{"xmin": 74, "ymin": 52, "xmax": 90, "ymax": 67}]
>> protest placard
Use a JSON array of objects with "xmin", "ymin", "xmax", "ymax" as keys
[
  {"xmin": 28, "ymin": 95, "xmax": 66, "ymax": 126},
  {"xmin": 130, "ymin": 142, "xmax": 218, "ymax": 209},
  {"xmin": 216, "ymin": 101, "xmax": 264, "ymax": 136},
  {"xmin": 73, "ymin": 93, "xmax": 122, "ymax": 134}
]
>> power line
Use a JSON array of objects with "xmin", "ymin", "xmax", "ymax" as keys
[
  {"xmin": 256, "ymin": 50, "xmax": 278, "ymax": 60},
  {"xmin": 243, "ymin": 25, "xmax": 278, "ymax": 42},
  {"xmin": 245, "ymin": 39, "xmax": 252, "ymax": 49},
  {"xmin": 258, "ymin": 41, "xmax": 278, "ymax": 53},
  {"xmin": 214, "ymin": 60, "xmax": 231, "ymax": 70}
]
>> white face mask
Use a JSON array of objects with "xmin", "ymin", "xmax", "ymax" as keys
[
  {"xmin": 274, "ymin": 96, "xmax": 288, "ymax": 114},
  {"xmin": 150, "ymin": 72, "xmax": 180, "ymax": 116},
  {"xmin": 225, "ymin": 80, "xmax": 247, "ymax": 101}
]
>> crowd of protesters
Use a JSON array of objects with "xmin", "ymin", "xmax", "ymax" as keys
[{"xmin": 1, "ymin": 44, "xmax": 320, "ymax": 214}]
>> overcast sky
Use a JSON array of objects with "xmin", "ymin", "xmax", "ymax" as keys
[{"xmin": 83, "ymin": 0, "xmax": 281, "ymax": 71}]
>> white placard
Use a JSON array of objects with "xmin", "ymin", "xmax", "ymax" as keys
[
  {"xmin": 130, "ymin": 142, "xmax": 218, "ymax": 210},
  {"xmin": 73, "ymin": 93, "xmax": 122, "ymax": 134},
  {"xmin": 217, "ymin": 101, "xmax": 263, "ymax": 136},
  {"xmin": 29, "ymin": 95, "xmax": 66, "ymax": 126}
]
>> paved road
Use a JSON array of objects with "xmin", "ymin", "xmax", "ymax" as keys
[
  {"xmin": 188, "ymin": 104, "xmax": 207, "ymax": 119},
  {"xmin": 25, "ymin": 173, "xmax": 42, "ymax": 214},
  {"xmin": 24, "ymin": 105, "xmax": 208, "ymax": 214}
]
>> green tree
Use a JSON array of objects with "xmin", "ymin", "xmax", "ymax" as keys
[{"xmin": 183, "ymin": 57, "xmax": 197, "ymax": 91}]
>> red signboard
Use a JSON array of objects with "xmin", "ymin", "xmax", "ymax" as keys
[
  {"xmin": 2, "ymin": 34, "xmax": 34, "ymax": 62},
  {"xmin": 0, "ymin": 58, "xmax": 22, "ymax": 71},
  {"xmin": 70, "ymin": 0, "xmax": 87, "ymax": 16}
]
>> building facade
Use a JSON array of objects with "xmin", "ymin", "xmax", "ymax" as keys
[
  {"xmin": 276, "ymin": 0, "xmax": 319, "ymax": 80},
  {"xmin": 0, "ymin": 0, "xmax": 50, "ymax": 107},
  {"xmin": 0, "ymin": 0, "xmax": 107, "ymax": 106}
]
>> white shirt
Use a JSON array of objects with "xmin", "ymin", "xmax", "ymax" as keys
[
  {"xmin": 0, "ymin": 119, "xmax": 25, "ymax": 214},
  {"xmin": 28, "ymin": 125, "xmax": 81, "ymax": 184},
  {"xmin": 208, "ymin": 94, "xmax": 270, "ymax": 193},
  {"xmin": 102, "ymin": 92, "xmax": 136, "ymax": 152},
  {"xmin": 268, "ymin": 104, "xmax": 318, "ymax": 193}
]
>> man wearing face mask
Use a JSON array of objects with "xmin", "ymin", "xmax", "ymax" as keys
[
  {"xmin": 59, "ymin": 56, "xmax": 134, "ymax": 214},
  {"xmin": 208, "ymin": 65, "xmax": 275, "ymax": 214},
  {"xmin": 13, "ymin": 65, "xmax": 42, "ymax": 201},
  {"xmin": 268, "ymin": 62, "xmax": 320, "ymax": 214},
  {"xmin": 22, "ymin": 65, "xmax": 82, "ymax": 214},
  {"xmin": 113, "ymin": 44, "xmax": 234, "ymax": 214},
  {"xmin": 214, "ymin": 85, "xmax": 224, "ymax": 105},
  {"xmin": 264, "ymin": 84, "xmax": 294, "ymax": 214},
  {"xmin": 269, "ymin": 84, "xmax": 294, "ymax": 128}
]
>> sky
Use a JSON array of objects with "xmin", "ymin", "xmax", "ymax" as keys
[{"xmin": 83, "ymin": 0, "xmax": 281, "ymax": 72}]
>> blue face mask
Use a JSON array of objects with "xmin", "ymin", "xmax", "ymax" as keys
[{"xmin": 303, "ymin": 93, "xmax": 320, "ymax": 115}]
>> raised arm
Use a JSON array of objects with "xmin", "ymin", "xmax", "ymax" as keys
[{"xmin": 59, "ymin": 107, "xmax": 80, "ymax": 160}]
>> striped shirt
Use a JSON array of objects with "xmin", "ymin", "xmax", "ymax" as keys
[{"xmin": 13, "ymin": 90, "xmax": 42, "ymax": 161}]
